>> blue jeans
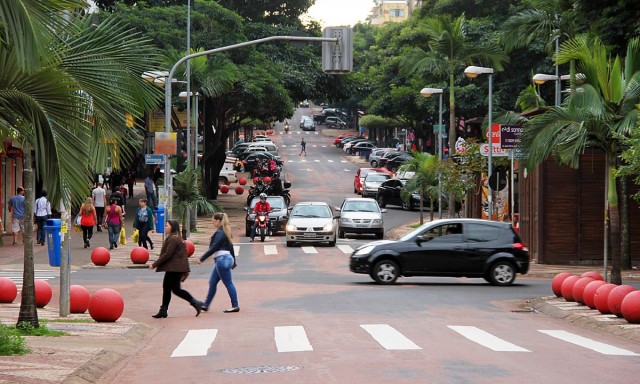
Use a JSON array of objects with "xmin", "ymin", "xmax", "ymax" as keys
[
  {"xmin": 35, "ymin": 216, "xmax": 47, "ymax": 244},
  {"xmin": 146, "ymin": 191, "xmax": 157, "ymax": 210},
  {"xmin": 107, "ymin": 222, "xmax": 121, "ymax": 247},
  {"xmin": 204, "ymin": 254, "xmax": 238, "ymax": 309}
]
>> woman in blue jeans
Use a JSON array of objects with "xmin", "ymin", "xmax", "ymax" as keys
[{"xmin": 197, "ymin": 212, "xmax": 239, "ymax": 313}]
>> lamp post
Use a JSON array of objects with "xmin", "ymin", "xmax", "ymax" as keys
[
  {"xmin": 533, "ymin": 73, "xmax": 585, "ymax": 106},
  {"xmin": 420, "ymin": 87, "xmax": 443, "ymax": 219},
  {"xmin": 464, "ymin": 66, "xmax": 494, "ymax": 220}
]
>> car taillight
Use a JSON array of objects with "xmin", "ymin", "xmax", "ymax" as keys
[{"xmin": 513, "ymin": 242, "xmax": 529, "ymax": 252}]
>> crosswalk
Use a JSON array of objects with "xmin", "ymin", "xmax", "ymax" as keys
[
  {"xmin": 169, "ymin": 323, "xmax": 639, "ymax": 358},
  {"xmin": 232, "ymin": 243, "xmax": 356, "ymax": 254},
  {"xmin": 0, "ymin": 269, "xmax": 64, "ymax": 291}
]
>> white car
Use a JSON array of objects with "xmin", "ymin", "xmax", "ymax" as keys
[
  {"xmin": 218, "ymin": 169, "xmax": 238, "ymax": 187},
  {"xmin": 286, "ymin": 202, "xmax": 338, "ymax": 247},
  {"xmin": 337, "ymin": 198, "xmax": 385, "ymax": 239}
]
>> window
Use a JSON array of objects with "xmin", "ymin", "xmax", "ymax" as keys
[
  {"xmin": 390, "ymin": 9, "xmax": 405, "ymax": 17},
  {"xmin": 465, "ymin": 223, "xmax": 501, "ymax": 242}
]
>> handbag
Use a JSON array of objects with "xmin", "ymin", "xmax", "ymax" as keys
[{"xmin": 119, "ymin": 227, "xmax": 127, "ymax": 245}]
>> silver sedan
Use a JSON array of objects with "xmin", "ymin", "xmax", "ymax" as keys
[{"xmin": 285, "ymin": 202, "xmax": 338, "ymax": 247}]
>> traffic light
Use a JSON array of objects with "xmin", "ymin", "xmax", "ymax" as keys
[{"xmin": 176, "ymin": 129, "xmax": 188, "ymax": 172}]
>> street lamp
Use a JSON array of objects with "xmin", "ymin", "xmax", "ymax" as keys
[
  {"xmin": 420, "ymin": 87, "xmax": 443, "ymax": 219},
  {"xmin": 533, "ymin": 73, "xmax": 585, "ymax": 106},
  {"xmin": 464, "ymin": 65, "xmax": 494, "ymax": 220}
]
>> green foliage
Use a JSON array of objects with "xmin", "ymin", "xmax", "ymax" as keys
[
  {"xmin": 172, "ymin": 166, "xmax": 221, "ymax": 234},
  {"xmin": 0, "ymin": 323, "xmax": 28, "ymax": 356},
  {"xmin": 398, "ymin": 152, "xmax": 438, "ymax": 223}
]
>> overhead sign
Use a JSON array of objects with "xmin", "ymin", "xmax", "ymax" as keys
[
  {"xmin": 145, "ymin": 154, "xmax": 165, "ymax": 165},
  {"xmin": 480, "ymin": 143, "xmax": 510, "ymax": 157},
  {"xmin": 500, "ymin": 124, "xmax": 523, "ymax": 149},
  {"xmin": 154, "ymin": 132, "xmax": 177, "ymax": 155}
]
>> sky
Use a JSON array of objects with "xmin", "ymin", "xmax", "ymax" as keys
[{"xmin": 305, "ymin": 0, "xmax": 374, "ymax": 27}]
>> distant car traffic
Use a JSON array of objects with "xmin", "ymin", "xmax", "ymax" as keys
[
  {"xmin": 337, "ymin": 198, "xmax": 385, "ymax": 239},
  {"xmin": 349, "ymin": 218, "xmax": 530, "ymax": 285},
  {"xmin": 285, "ymin": 202, "xmax": 338, "ymax": 247}
]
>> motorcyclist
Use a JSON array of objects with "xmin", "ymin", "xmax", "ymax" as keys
[
  {"xmin": 284, "ymin": 120, "xmax": 290, "ymax": 133},
  {"xmin": 250, "ymin": 193, "xmax": 272, "ymax": 242}
]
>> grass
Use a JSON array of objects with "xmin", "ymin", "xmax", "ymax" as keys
[
  {"xmin": 0, "ymin": 321, "xmax": 67, "ymax": 356},
  {"xmin": 409, "ymin": 223, "xmax": 422, "ymax": 228}
]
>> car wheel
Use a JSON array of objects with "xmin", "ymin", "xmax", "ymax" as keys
[
  {"xmin": 286, "ymin": 241, "xmax": 293, "ymax": 247},
  {"xmin": 328, "ymin": 237, "xmax": 336, "ymax": 246},
  {"xmin": 370, "ymin": 160, "xmax": 378, "ymax": 167},
  {"xmin": 402, "ymin": 201, "xmax": 413, "ymax": 211},
  {"xmin": 218, "ymin": 177, "xmax": 228, "ymax": 187},
  {"xmin": 354, "ymin": 186, "xmax": 358, "ymax": 194},
  {"xmin": 377, "ymin": 195, "xmax": 386, "ymax": 208},
  {"xmin": 487, "ymin": 261, "xmax": 516, "ymax": 286},
  {"xmin": 338, "ymin": 229, "xmax": 345, "ymax": 238},
  {"xmin": 375, "ymin": 230, "xmax": 384, "ymax": 239},
  {"xmin": 371, "ymin": 260, "xmax": 399, "ymax": 285}
]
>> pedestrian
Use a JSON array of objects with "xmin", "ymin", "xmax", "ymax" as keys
[
  {"xmin": 149, "ymin": 219, "xmax": 203, "ymax": 318},
  {"xmin": 299, "ymin": 138, "xmax": 306, "ymax": 156},
  {"xmin": 110, "ymin": 170, "xmax": 123, "ymax": 194},
  {"xmin": 133, "ymin": 198, "xmax": 154, "ymax": 250},
  {"xmin": 7, "ymin": 187, "xmax": 25, "ymax": 245},
  {"xmin": 126, "ymin": 169, "xmax": 136, "ymax": 199},
  {"xmin": 144, "ymin": 174, "xmax": 156, "ymax": 209},
  {"xmin": 34, "ymin": 190, "xmax": 51, "ymax": 246},
  {"xmin": 92, "ymin": 182, "xmax": 107, "ymax": 232},
  {"xmin": 103, "ymin": 197, "xmax": 124, "ymax": 250},
  {"xmin": 79, "ymin": 197, "xmax": 97, "ymax": 248},
  {"xmin": 102, "ymin": 170, "xmax": 110, "ymax": 190},
  {"xmin": 197, "ymin": 212, "xmax": 239, "ymax": 313},
  {"xmin": 110, "ymin": 187, "xmax": 126, "ymax": 215}
]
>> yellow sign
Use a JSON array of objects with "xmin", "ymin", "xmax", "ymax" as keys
[
  {"xmin": 148, "ymin": 108, "xmax": 192, "ymax": 133},
  {"xmin": 155, "ymin": 132, "xmax": 177, "ymax": 155}
]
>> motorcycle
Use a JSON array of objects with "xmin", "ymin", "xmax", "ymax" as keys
[
  {"xmin": 284, "ymin": 122, "xmax": 289, "ymax": 133},
  {"xmin": 255, "ymin": 212, "xmax": 270, "ymax": 242}
]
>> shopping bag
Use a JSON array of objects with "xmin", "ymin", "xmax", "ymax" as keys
[
  {"xmin": 132, "ymin": 229, "xmax": 139, "ymax": 243},
  {"xmin": 74, "ymin": 214, "xmax": 81, "ymax": 226},
  {"xmin": 119, "ymin": 227, "xmax": 126, "ymax": 245}
]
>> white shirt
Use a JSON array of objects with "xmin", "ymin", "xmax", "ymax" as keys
[
  {"xmin": 92, "ymin": 187, "xmax": 106, "ymax": 208},
  {"xmin": 35, "ymin": 197, "xmax": 51, "ymax": 217}
]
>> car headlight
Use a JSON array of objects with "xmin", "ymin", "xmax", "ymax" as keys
[
  {"xmin": 354, "ymin": 245, "xmax": 375, "ymax": 256},
  {"xmin": 248, "ymin": 214, "xmax": 256, "ymax": 220},
  {"xmin": 323, "ymin": 223, "xmax": 334, "ymax": 231},
  {"xmin": 286, "ymin": 224, "xmax": 297, "ymax": 231},
  {"xmin": 372, "ymin": 219, "xmax": 382, "ymax": 224},
  {"xmin": 340, "ymin": 218, "xmax": 353, "ymax": 223}
]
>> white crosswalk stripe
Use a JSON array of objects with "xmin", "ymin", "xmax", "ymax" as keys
[
  {"xmin": 448, "ymin": 326, "xmax": 530, "ymax": 352},
  {"xmin": 264, "ymin": 245, "xmax": 278, "ymax": 255},
  {"xmin": 0, "ymin": 269, "xmax": 66, "ymax": 291},
  {"xmin": 337, "ymin": 244, "xmax": 354, "ymax": 254},
  {"xmin": 300, "ymin": 246, "xmax": 318, "ymax": 254},
  {"xmin": 169, "ymin": 324, "xmax": 639, "ymax": 358}
]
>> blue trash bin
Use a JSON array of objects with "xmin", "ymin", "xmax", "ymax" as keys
[
  {"xmin": 155, "ymin": 206, "xmax": 165, "ymax": 234},
  {"xmin": 44, "ymin": 219, "xmax": 62, "ymax": 267}
]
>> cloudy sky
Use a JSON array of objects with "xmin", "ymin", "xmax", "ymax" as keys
[{"xmin": 305, "ymin": 0, "xmax": 374, "ymax": 27}]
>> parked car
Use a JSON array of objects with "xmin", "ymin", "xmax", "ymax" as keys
[
  {"xmin": 349, "ymin": 218, "xmax": 530, "ymax": 285},
  {"xmin": 376, "ymin": 178, "xmax": 422, "ymax": 210},
  {"xmin": 337, "ymin": 198, "xmax": 385, "ymax": 239},
  {"xmin": 245, "ymin": 195, "xmax": 289, "ymax": 237},
  {"xmin": 325, "ymin": 116, "xmax": 347, "ymax": 129},
  {"xmin": 337, "ymin": 136, "xmax": 361, "ymax": 148},
  {"xmin": 379, "ymin": 152, "xmax": 413, "ymax": 172},
  {"xmin": 354, "ymin": 167, "xmax": 393, "ymax": 194},
  {"xmin": 242, "ymin": 152, "xmax": 283, "ymax": 173},
  {"xmin": 218, "ymin": 169, "xmax": 238, "ymax": 187},
  {"xmin": 343, "ymin": 138, "xmax": 369, "ymax": 153},
  {"xmin": 333, "ymin": 133, "xmax": 358, "ymax": 145},
  {"xmin": 361, "ymin": 172, "xmax": 391, "ymax": 198},
  {"xmin": 285, "ymin": 202, "xmax": 338, "ymax": 247},
  {"xmin": 349, "ymin": 141, "xmax": 377, "ymax": 155},
  {"xmin": 369, "ymin": 148, "xmax": 398, "ymax": 167}
]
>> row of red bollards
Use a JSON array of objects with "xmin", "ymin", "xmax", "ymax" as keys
[
  {"xmin": 0, "ymin": 278, "xmax": 124, "ymax": 322},
  {"xmin": 90, "ymin": 240, "xmax": 195, "ymax": 266},
  {"xmin": 552, "ymin": 272, "xmax": 640, "ymax": 323}
]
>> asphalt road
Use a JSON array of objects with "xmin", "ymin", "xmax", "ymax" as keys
[{"xmin": 75, "ymin": 122, "xmax": 640, "ymax": 383}]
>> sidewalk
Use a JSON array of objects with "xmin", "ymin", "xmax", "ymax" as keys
[{"xmin": 1, "ymin": 160, "xmax": 639, "ymax": 383}]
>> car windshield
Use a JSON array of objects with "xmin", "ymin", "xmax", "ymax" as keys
[
  {"xmin": 291, "ymin": 205, "xmax": 331, "ymax": 218},
  {"xmin": 342, "ymin": 201, "xmax": 379, "ymax": 212},
  {"xmin": 250, "ymin": 197, "xmax": 285, "ymax": 211},
  {"xmin": 366, "ymin": 174, "xmax": 390, "ymax": 182}
]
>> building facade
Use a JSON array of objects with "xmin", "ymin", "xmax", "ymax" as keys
[{"xmin": 368, "ymin": 0, "xmax": 423, "ymax": 25}]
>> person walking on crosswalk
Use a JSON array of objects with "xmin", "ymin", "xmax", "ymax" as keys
[
  {"xmin": 149, "ymin": 219, "xmax": 203, "ymax": 318},
  {"xmin": 197, "ymin": 212, "xmax": 239, "ymax": 313},
  {"xmin": 299, "ymin": 138, "xmax": 306, "ymax": 156}
]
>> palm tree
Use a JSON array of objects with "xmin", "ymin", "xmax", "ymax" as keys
[
  {"xmin": 400, "ymin": 14, "xmax": 507, "ymax": 216},
  {"xmin": 520, "ymin": 36, "xmax": 640, "ymax": 284},
  {"xmin": 172, "ymin": 166, "xmax": 220, "ymax": 239},
  {"xmin": 398, "ymin": 152, "xmax": 438, "ymax": 225},
  {"xmin": 1, "ymin": 1, "xmax": 163, "ymax": 327}
]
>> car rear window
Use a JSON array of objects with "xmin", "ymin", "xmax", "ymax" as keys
[{"xmin": 366, "ymin": 174, "xmax": 390, "ymax": 182}]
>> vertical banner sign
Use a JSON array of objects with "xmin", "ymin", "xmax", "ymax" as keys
[
  {"xmin": 155, "ymin": 132, "xmax": 177, "ymax": 155},
  {"xmin": 499, "ymin": 125, "xmax": 523, "ymax": 149}
]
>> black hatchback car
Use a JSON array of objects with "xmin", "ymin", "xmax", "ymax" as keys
[
  {"xmin": 244, "ymin": 195, "xmax": 289, "ymax": 237},
  {"xmin": 349, "ymin": 219, "xmax": 529, "ymax": 285}
]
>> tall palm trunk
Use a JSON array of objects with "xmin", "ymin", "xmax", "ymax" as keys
[
  {"xmin": 607, "ymin": 161, "xmax": 622, "ymax": 285},
  {"xmin": 17, "ymin": 145, "xmax": 39, "ymax": 328}
]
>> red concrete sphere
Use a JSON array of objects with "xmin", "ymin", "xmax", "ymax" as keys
[
  {"xmin": 130, "ymin": 247, "xmax": 150, "ymax": 264},
  {"xmin": 239, "ymin": 177, "xmax": 247, "ymax": 185},
  {"xmin": 266, "ymin": 129, "xmax": 274, "ymax": 135},
  {"xmin": 572, "ymin": 277, "xmax": 595, "ymax": 305},
  {"xmin": 551, "ymin": 273, "xmax": 573, "ymax": 297},
  {"xmin": 560, "ymin": 275, "xmax": 582, "ymax": 302},
  {"xmin": 621, "ymin": 291, "xmax": 640, "ymax": 323},
  {"xmin": 607, "ymin": 285, "xmax": 637, "ymax": 317},
  {"xmin": 594, "ymin": 283, "xmax": 618, "ymax": 314},
  {"xmin": 263, "ymin": 176, "xmax": 272, "ymax": 184},
  {"xmin": 0, "ymin": 277, "xmax": 18, "ymax": 303},
  {"xmin": 69, "ymin": 285, "xmax": 91, "ymax": 314},
  {"xmin": 219, "ymin": 184, "xmax": 230, "ymax": 194},
  {"xmin": 583, "ymin": 280, "xmax": 608, "ymax": 309},
  {"xmin": 234, "ymin": 186, "xmax": 244, "ymax": 195},
  {"xmin": 88, "ymin": 288, "xmax": 124, "ymax": 322},
  {"xmin": 581, "ymin": 271, "xmax": 604, "ymax": 281},
  {"xmin": 185, "ymin": 240, "xmax": 195, "ymax": 257},
  {"xmin": 253, "ymin": 177, "xmax": 259, "ymax": 184},
  {"xmin": 34, "ymin": 279, "xmax": 53, "ymax": 308},
  {"xmin": 91, "ymin": 247, "xmax": 111, "ymax": 266}
]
